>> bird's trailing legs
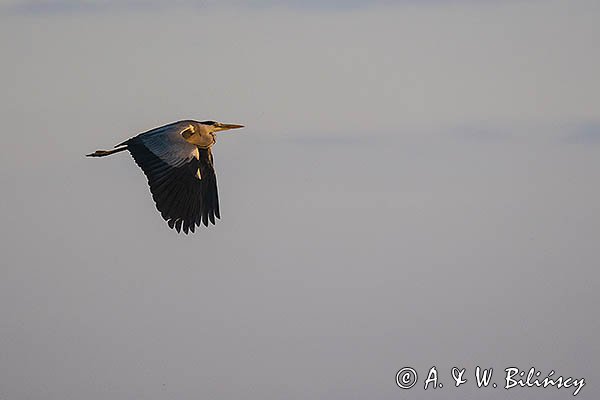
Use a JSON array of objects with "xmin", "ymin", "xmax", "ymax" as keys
[{"xmin": 86, "ymin": 146, "xmax": 128, "ymax": 157}]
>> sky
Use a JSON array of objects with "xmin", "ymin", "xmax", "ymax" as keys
[{"xmin": 1, "ymin": 0, "xmax": 599, "ymax": 399}]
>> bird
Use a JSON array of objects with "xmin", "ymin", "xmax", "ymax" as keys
[{"xmin": 87, "ymin": 120, "xmax": 244, "ymax": 234}]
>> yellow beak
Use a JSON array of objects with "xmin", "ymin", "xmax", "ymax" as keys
[{"xmin": 215, "ymin": 123, "xmax": 244, "ymax": 132}]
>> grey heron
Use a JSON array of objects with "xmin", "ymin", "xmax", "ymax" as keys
[{"xmin": 87, "ymin": 120, "xmax": 244, "ymax": 233}]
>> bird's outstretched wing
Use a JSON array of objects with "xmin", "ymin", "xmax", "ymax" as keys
[{"xmin": 120, "ymin": 122, "xmax": 219, "ymax": 233}]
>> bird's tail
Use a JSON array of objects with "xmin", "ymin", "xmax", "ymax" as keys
[{"xmin": 86, "ymin": 146, "xmax": 128, "ymax": 157}]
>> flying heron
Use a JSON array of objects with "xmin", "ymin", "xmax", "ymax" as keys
[{"xmin": 87, "ymin": 120, "xmax": 244, "ymax": 233}]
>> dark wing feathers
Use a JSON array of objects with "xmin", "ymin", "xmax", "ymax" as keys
[
  {"xmin": 200, "ymin": 150, "xmax": 220, "ymax": 221},
  {"xmin": 125, "ymin": 138, "xmax": 220, "ymax": 233}
]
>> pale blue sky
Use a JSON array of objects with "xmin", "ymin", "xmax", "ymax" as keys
[
  {"xmin": 1, "ymin": 1, "xmax": 599, "ymax": 399},
  {"xmin": 2, "ymin": 0, "xmax": 498, "ymax": 15}
]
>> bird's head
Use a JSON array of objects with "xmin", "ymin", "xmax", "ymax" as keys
[
  {"xmin": 183, "ymin": 120, "xmax": 244, "ymax": 147},
  {"xmin": 199, "ymin": 120, "xmax": 244, "ymax": 134}
]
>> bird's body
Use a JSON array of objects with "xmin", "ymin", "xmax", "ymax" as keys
[{"xmin": 87, "ymin": 120, "xmax": 243, "ymax": 234}]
